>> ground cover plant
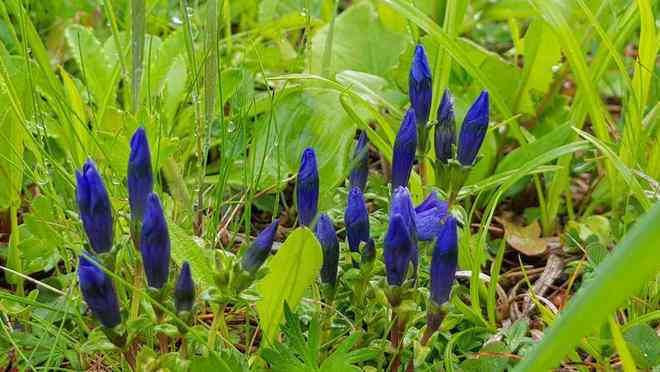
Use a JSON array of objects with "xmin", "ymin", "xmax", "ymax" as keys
[{"xmin": 0, "ymin": 0, "xmax": 659, "ymax": 371}]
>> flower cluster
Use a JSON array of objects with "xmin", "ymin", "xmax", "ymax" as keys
[{"xmin": 75, "ymin": 128, "xmax": 193, "ymax": 335}]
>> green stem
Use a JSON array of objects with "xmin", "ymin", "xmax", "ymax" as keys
[
  {"xmin": 9, "ymin": 205, "xmax": 23, "ymax": 297},
  {"xmin": 207, "ymin": 303, "xmax": 227, "ymax": 352}
]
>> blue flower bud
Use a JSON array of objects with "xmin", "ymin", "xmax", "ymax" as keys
[
  {"xmin": 415, "ymin": 192, "xmax": 449, "ymax": 241},
  {"xmin": 128, "ymin": 127, "xmax": 154, "ymax": 222},
  {"xmin": 434, "ymin": 89, "xmax": 455, "ymax": 164},
  {"xmin": 174, "ymin": 261, "xmax": 195, "ymax": 313},
  {"xmin": 391, "ymin": 109, "xmax": 417, "ymax": 189},
  {"xmin": 430, "ymin": 216, "xmax": 458, "ymax": 305},
  {"xmin": 390, "ymin": 187, "xmax": 416, "ymax": 236},
  {"xmin": 457, "ymin": 91, "xmax": 489, "ymax": 166},
  {"xmin": 296, "ymin": 148, "xmax": 319, "ymax": 226},
  {"xmin": 409, "ymin": 44, "xmax": 432, "ymax": 126},
  {"xmin": 76, "ymin": 160, "xmax": 113, "ymax": 253},
  {"xmin": 78, "ymin": 254, "xmax": 121, "ymax": 328},
  {"xmin": 383, "ymin": 214, "xmax": 414, "ymax": 286},
  {"xmin": 241, "ymin": 219, "xmax": 279, "ymax": 274},
  {"xmin": 349, "ymin": 132, "xmax": 369, "ymax": 191},
  {"xmin": 314, "ymin": 214, "xmax": 339, "ymax": 286},
  {"xmin": 389, "ymin": 186, "xmax": 418, "ymax": 269},
  {"xmin": 344, "ymin": 187, "xmax": 370, "ymax": 258},
  {"xmin": 140, "ymin": 193, "xmax": 170, "ymax": 289}
]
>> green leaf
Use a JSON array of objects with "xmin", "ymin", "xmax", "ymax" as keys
[
  {"xmin": 168, "ymin": 221, "xmax": 214, "ymax": 289},
  {"xmin": 624, "ymin": 324, "xmax": 660, "ymax": 369},
  {"xmin": 495, "ymin": 123, "xmax": 573, "ymax": 174},
  {"xmin": 64, "ymin": 24, "xmax": 116, "ymax": 106},
  {"xmin": 249, "ymin": 88, "xmax": 355, "ymax": 208},
  {"xmin": 259, "ymin": 0, "xmax": 328, "ymax": 22},
  {"xmin": 514, "ymin": 203, "xmax": 660, "ymax": 371},
  {"xmin": 190, "ymin": 350, "xmax": 248, "ymax": 372},
  {"xmin": 256, "ymin": 227, "xmax": 323, "ymax": 343},
  {"xmin": 461, "ymin": 341, "xmax": 511, "ymax": 372},
  {"xmin": 515, "ymin": 19, "xmax": 561, "ymax": 113},
  {"xmin": 310, "ymin": 1, "xmax": 408, "ymax": 77}
]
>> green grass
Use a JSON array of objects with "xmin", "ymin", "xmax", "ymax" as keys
[{"xmin": 0, "ymin": 0, "xmax": 658, "ymax": 371}]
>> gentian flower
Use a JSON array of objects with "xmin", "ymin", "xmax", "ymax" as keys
[
  {"xmin": 383, "ymin": 214, "xmax": 415, "ymax": 286},
  {"xmin": 390, "ymin": 187, "xmax": 416, "ymax": 237},
  {"xmin": 296, "ymin": 148, "xmax": 319, "ymax": 226},
  {"xmin": 415, "ymin": 192, "xmax": 441, "ymax": 213},
  {"xmin": 434, "ymin": 89, "xmax": 455, "ymax": 164},
  {"xmin": 457, "ymin": 91, "xmax": 489, "ymax": 166},
  {"xmin": 128, "ymin": 127, "xmax": 154, "ymax": 222},
  {"xmin": 391, "ymin": 109, "xmax": 417, "ymax": 189},
  {"xmin": 409, "ymin": 44, "xmax": 432, "ymax": 127},
  {"xmin": 415, "ymin": 192, "xmax": 449, "ymax": 241},
  {"xmin": 314, "ymin": 213, "xmax": 339, "ymax": 286},
  {"xmin": 76, "ymin": 160, "xmax": 113, "ymax": 253},
  {"xmin": 241, "ymin": 219, "xmax": 279, "ymax": 274},
  {"xmin": 78, "ymin": 254, "xmax": 121, "ymax": 328},
  {"xmin": 349, "ymin": 132, "xmax": 369, "ymax": 191},
  {"xmin": 140, "ymin": 193, "xmax": 171, "ymax": 289},
  {"xmin": 430, "ymin": 216, "xmax": 458, "ymax": 305},
  {"xmin": 345, "ymin": 187, "xmax": 370, "ymax": 261},
  {"xmin": 174, "ymin": 261, "xmax": 195, "ymax": 313}
]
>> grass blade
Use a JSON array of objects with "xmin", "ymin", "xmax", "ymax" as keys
[{"xmin": 513, "ymin": 202, "xmax": 660, "ymax": 371}]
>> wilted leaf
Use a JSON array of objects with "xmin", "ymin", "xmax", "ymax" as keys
[{"xmin": 500, "ymin": 219, "xmax": 547, "ymax": 256}]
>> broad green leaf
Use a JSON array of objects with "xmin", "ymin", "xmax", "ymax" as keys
[
  {"xmin": 248, "ymin": 88, "xmax": 355, "ymax": 209},
  {"xmin": 515, "ymin": 19, "xmax": 561, "ymax": 113},
  {"xmin": 256, "ymin": 227, "xmax": 323, "ymax": 343},
  {"xmin": 456, "ymin": 37, "xmax": 521, "ymax": 109},
  {"xmin": 258, "ymin": 0, "xmax": 329, "ymax": 22},
  {"xmin": 514, "ymin": 203, "xmax": 660, "ymax": 371},
  {"xmin": 624, "ymin": 324, "xmax": 660, "ymax": 369},
  {"xmin": 169, "ymin": 221, "xmax": 214, "ymax": 289},
  {"xmin": 310, "ymin": 1, "xmax": 408, "ymax": 77},
  {"xmin": 58, "ymin": 66, "xmax": 90, "ymax": 165},
  {"xmin": 64, "ymin": 25, "xmax": 116, "ymax": 107}
]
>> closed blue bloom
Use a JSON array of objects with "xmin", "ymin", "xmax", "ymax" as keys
[
  {"xmin": 241, "ymin": 219, "xmax": 279, "ymax": 274},
  {"xmin": 76, "ymin": 160, "xmax": 113, "ymax": 253},
  {"xmin": 457, "ymin": 91, "xmax": 489, "ymax": 166},
  {"xmin": 390, "ymin": 187, "xmax": 416, "ymax": 237},
  {"xmin": 349, "ymin": 132, "xmax": 369, "ymax": 191},
  {"xmin": 430, "ymin": 216, "xmax": 458, "ymax": 305},
  {"xmin": 296, "ymin": 148, "xmax": 319, "ymax": 226},
  {"xmin": 174, "ymin": 261, "xmax": 195, "ymax": 313},
  {"xmin": 345, "ymin": 187, "xmax": 370, "ymax": 258},
  {"xmin": 78, "ymin": 254, "xmax": 121, "ymax": 328},
  {"xmin": 389, "ymin": 186, "xmax": 418, "ymax": 270},
  {"xmin": 383, "ymin": 214, "xmax": 414, "ymax": 286},
  {"xmin": 434, "ymin": 89, "xmax": 455, "ymax": 164},
  {"xmin": 140, "ymin": 193, "xmax": 171, "ymax": 288},
  {"xmin": 391, "ymin": 109, "xmax": 417, "ymax": 189},
  {"xmin": 314, "ymin": 214, "xmax": 339, "ymax": 285},
  {"xmin": 128, "ymin": 127, "xmax": 154, "ymax": 222},
  {"xmin": 415, "ymin": 192, "xmax": 449, "ymax": 241},
  {"xmin": 409, "ymin": 44, "xmax": 432, "ymax": 126}
]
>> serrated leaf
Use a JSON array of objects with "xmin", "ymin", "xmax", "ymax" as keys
[{"xmin": 256, "ymin": 227, "xmax": 323, "ymax": 343}]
